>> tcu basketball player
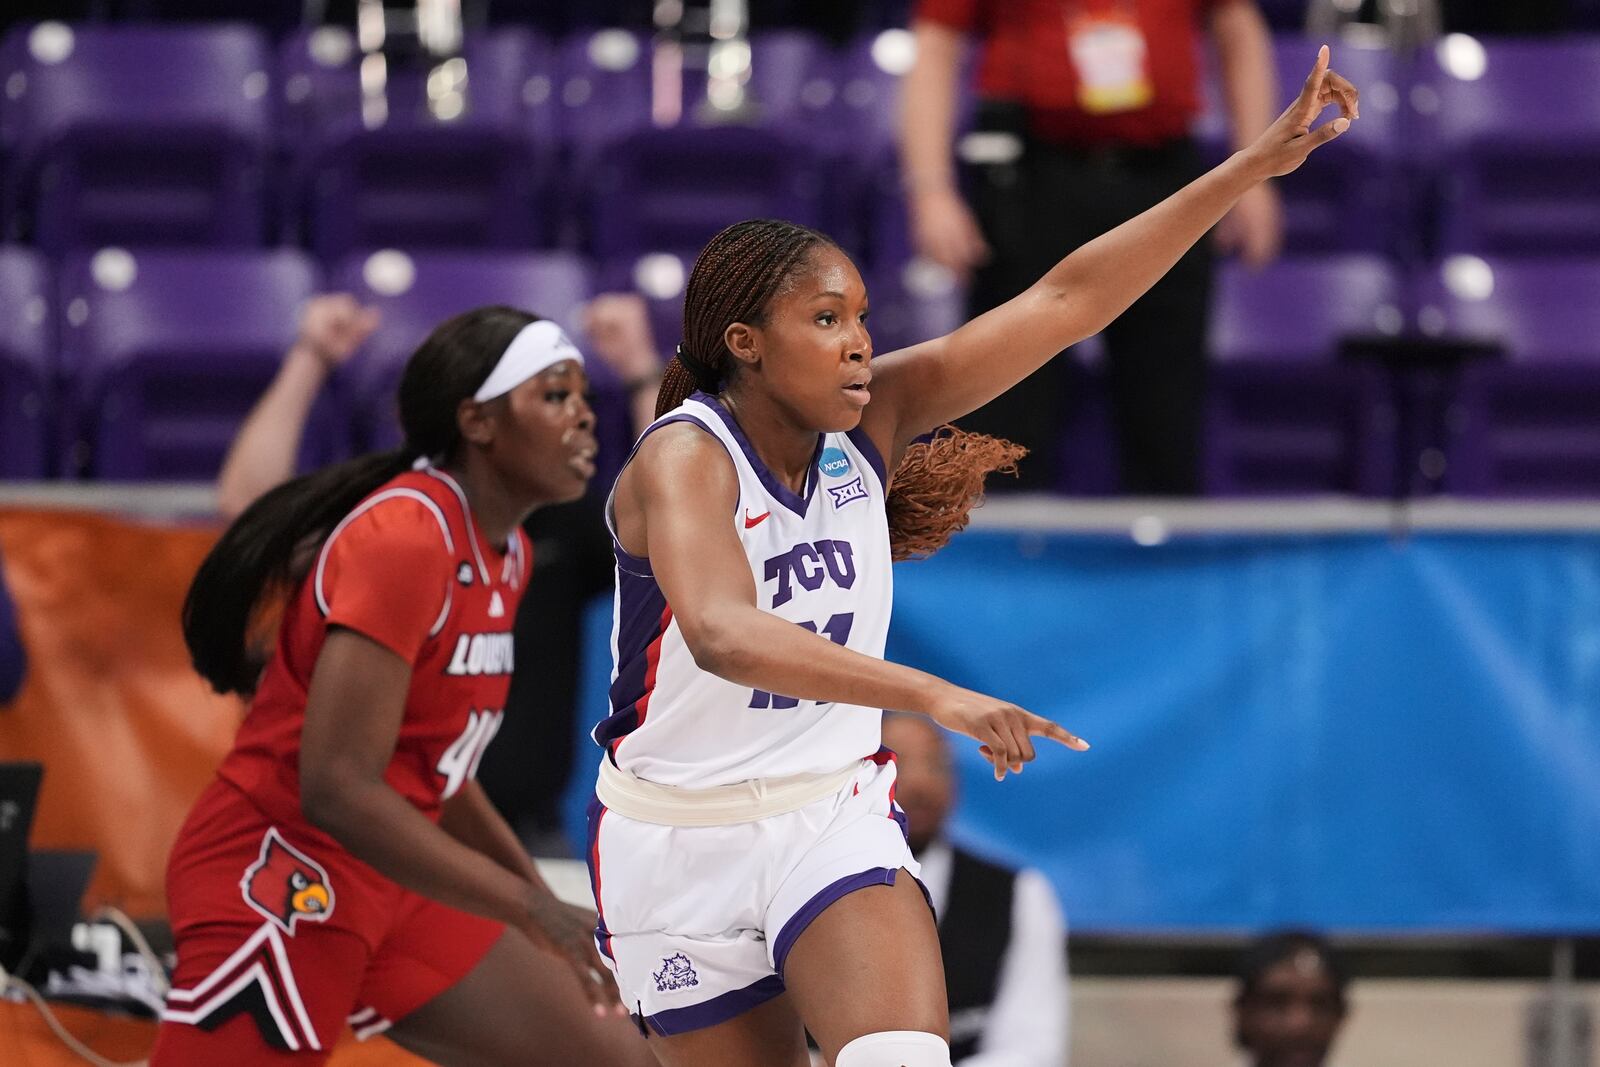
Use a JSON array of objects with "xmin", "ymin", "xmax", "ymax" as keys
[
  {"xmin": 153, "ymin": 308, "xmax": 653, "ymax": 1066},
  {"xmin": 589, "ymin": 50, "xmax": 1357, "ymax": 1067}
]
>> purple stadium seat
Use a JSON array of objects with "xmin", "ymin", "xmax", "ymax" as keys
[
  {"xmin": 328, "ymin": 250, "xmax": 612, "ymax": 454},
  {"xmin": 555, "ymin": 29, "xmax": 651, "ymax": 156},
  {"xmin": 863, "ymin": 258, "xmax": 964, "ymax": 356},
  {"xmin": 1417, "ymin": 257, "xmax": 1600, "ymax": 495},
  {"xmin": 58, "ymin": 248, "xmax": 338, "ymax": 480},
  {"xmin": 835, "ymin": 29, "xmax": 916, "ymax": 163},
  {"xmin": 1196, "ymin": 36, "xmax": 1404, "ymax": 254},
  {"xmin": 0, "ymin": 248, "xmax": 52, "ymax": 477},
  {"xmin": 748, "ymin": 32, "xmax": 839, "ymax": 136},
  {"xmin": 0, "ymin": 23, "xmax": 273, "ymax": 252},
  {"xmin": 550, "ymin": 28, "xmax": 653, "ymax": 248},
  {"xmin": 583, "ymin": 124, "xmax": 826, "ymax": 264},
  {"xmin": 1419, "ymin": 37, "xmax": 1600, "ymax": 255},
  {"xmin": 673, "ymin": 32, "xmax": 838, "ymax": 133},
  {"xmin": 284, "ymin": 28, "xmax": 554, "ymax": 259},
  {"xmin": 1205, "ymin": 255, "xmax": 1401, "ymax": 495}
]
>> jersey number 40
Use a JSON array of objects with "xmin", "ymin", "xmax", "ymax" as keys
[{"xmin": 437, "ymin": 708, "xmax": 504, "ymax": 799}]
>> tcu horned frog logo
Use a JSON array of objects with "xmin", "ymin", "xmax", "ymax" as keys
[
  {"xmin": 653, "ymin": 952, "xmax": 700, "ymax": 993},
  {"xmin": 240, "ymin": 828, "xmax": 335, "ymax": 934}
]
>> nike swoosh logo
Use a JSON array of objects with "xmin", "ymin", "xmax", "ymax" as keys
[{"xmin": 744, "ymin": 509, "xmax": 771, "ymax": 529}]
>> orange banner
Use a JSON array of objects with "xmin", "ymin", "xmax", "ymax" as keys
[{"xmin": 0, "ymin": 508, "xmax": 240, "ymax": 919}]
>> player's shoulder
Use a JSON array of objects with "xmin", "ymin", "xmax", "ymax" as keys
[
  {"xmin": 627, "ymin": 417, "xmax": 738, "ymax": 496},
  {"xmin": 331, "ymin": 476, "xmax": 457, "ymax": 558}
]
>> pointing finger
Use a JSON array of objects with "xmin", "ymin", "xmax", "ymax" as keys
[{"xmin": 1029, "ymin": 714, "xmax": 1091, "ymax": 752}]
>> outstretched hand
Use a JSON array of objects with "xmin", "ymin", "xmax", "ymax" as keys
[
  {"xmin": 1245, "ymin": 45, "xmax": 1360, "ymax": 180},
  {"xmin": 926, "ymin": 686, "xmax": 1090, "ymax": 782}
]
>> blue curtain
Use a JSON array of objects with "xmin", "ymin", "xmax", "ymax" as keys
[{"xmin": 566, "ymin": 531, "xmax": 1600, "ymax": 933}]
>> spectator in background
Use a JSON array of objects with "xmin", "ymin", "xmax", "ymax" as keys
[
  {"xmin": 216, "ymin": 293, "xmax": 380, "ymax": 518},
  {"xmin": 0, "ymin": 552, "xmax": 24, "ymax": 704},
  {"xmin": 217, "ymin": 292, "xmax": 664, "ymax": 853},
  {"xmin": 1233, "ymin": 930, "xmax": 1350, "ymax": 1067},
  {"xmin": 900, "ymin": 0, "xmax": 1280, "ymax": 494},
  {"xmin": 882, "ymin": 712, "xmax": 1071, "ymax": 1066}
]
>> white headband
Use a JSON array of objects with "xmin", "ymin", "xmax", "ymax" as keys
[{"xmin": 473, "ymin": 320, "xmax": 585, "ymax": 402}]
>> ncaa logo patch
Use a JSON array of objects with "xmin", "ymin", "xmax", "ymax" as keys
[
  {"xmin": 653, "ymin": 953, "xmax": 700, "ymax": 993},
  {"xmin": 818, "ymin": 446, "xmax": 853, "ymax": 479},
  {"xmin": 457, "ymin": 562, "xmax": 474, "ymax": 586},
  {"xmin": 240, "ymin": 828, "xmax": 334, "ymax": 935}
]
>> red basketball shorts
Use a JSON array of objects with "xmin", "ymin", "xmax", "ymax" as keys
[{"xmin": 150, "ymin": 780, "xmax": 502, "ymax": 1064}]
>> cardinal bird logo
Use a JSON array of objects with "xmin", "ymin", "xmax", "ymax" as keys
[{"xmin": 240, "ymin": 828, "xmax": 335, "ymax": 935}]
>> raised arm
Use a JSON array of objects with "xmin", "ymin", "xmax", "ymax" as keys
[
  {"xmin": 900, "ymin": 18, "xmax": 991, "ymax": 274},
  {"xmin": 216, "ymin": 294, "xmax": 378, "ymax": 519},
  {"xmin": 865, "ymin": 47, "xmax": 1358, "ymax": 454},
  {"xmin": 618, "ymin": 425, "xmax": 1087, "ymax": 776},
  {"xmin": 582, "ymin": 293, "xmax": 664, "ymax": 438}
]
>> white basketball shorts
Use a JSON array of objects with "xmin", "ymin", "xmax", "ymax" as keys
[{"xmin": 583, "ymin": 749, "xmax": 924, "ymax": 1036}]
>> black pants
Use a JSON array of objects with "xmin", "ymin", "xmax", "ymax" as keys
[
  {"xmin": 475, "ymin": 492, "xmax": 614, "ymax": 852},
  {"xmin": 962, "ymin": 136, "xmax": 1213, "ymax": 495}
]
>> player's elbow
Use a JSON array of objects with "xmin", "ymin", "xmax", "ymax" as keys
[
  {"xmin": 678, "ymin": 611, "xmax": 751, "ymax": 679},
  {"xmin": 299, "ymin": 764, "xmax": 365, "ymax": 838}
]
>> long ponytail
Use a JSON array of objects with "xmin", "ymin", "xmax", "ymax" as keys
[
  {"xmin": 662, "ymin": 219, "xmax": 1024, "ymax": 562},
  {"xmin": 183, "ymin": 451, "xmax": 414, "ymax": 694},
  {"xmin": 184, "ymin": 305, "xmax": 539, "ymax": 695}
]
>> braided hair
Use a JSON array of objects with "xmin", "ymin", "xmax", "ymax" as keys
[{"xmin": 655, "ymin": 219, "xmax": 1024, "ymax": 561}]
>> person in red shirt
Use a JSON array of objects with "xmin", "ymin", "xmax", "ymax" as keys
[
  {"xmin": 151, "ymin": 306, "xmax": 654, "ymax": 1066},
  {"xmin": 902, "ymin": 0, "xmax": 1281, "ymax": 494}
]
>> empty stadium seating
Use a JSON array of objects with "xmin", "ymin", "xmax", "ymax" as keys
[
  {"xmin": 0, "ymin": 17, "xmax": 1592, "ymax": 495},
  {"xmin": 56, "ymin": 247, "xmax": 339, "ymax": 479}
]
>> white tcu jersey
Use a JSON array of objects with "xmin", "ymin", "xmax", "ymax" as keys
[{"xmin": 594, "ymin": 392, "xmax": 893, "ymax": 787}]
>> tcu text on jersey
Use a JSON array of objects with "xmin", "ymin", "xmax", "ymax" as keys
[
  {"xmin": 763, "ymin": 539, "xmax": 857, "ymax": 608},
  {"xmin": 444, "ymin": 632, "xmax": 514, "ymax": 676}
]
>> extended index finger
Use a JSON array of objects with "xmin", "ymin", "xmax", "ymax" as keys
[{"xmin": 1027, "ymin": 714, "xmax": 1091, "ymax": 752}]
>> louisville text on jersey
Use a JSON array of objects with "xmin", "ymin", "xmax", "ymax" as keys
[{"xmin": 443, "ymin": 631, "xmax": 514, "ymax": 676}]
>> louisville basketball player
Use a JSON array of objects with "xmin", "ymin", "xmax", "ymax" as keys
[{"xmin": 152, "ymin": 307, "xmax": 653, "ymax": 1066}]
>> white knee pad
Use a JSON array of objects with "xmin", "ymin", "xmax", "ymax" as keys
[{"xmin": 834, "ymin": 1030, "xmax": 952, "ymax": 1067}]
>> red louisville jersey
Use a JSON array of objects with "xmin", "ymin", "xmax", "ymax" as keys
[{"xmin": 217, "ymin": 466, "xmax": 530, "ymax": 829}]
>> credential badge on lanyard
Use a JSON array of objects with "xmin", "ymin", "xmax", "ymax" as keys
[{"xmin": 1064, "ymin": 1, "xmax": 1154, "ymax": 115}]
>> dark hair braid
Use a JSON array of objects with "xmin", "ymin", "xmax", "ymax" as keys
[
  {"xmin": 656, "ymin": 218, "xmax": 1024, "ymax": 560},
  {"xmin": 184, "ymin": 305, "xmax": 539, "ymax": 695},
  {"xmin": 655, "ymin": 219, "xmax": 830, "ymax": 419}
]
